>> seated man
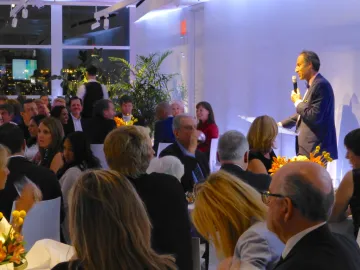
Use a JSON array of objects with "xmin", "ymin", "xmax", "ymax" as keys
[
  {"xmin": 267, "ymin": 162, "xmax": 360, "ymax": 270},
  {"xmin": 63, "ymin": 96, "xmax": 86, "ymax": 135},
  {"xmin": 83, "ymin": 99, "xmax": 116, "ymax": 144},
  {"xmin": 19, "ymin": 99, "xmax": 38, "ymax": 140},
  {"xmin": 116, "ymin": 95, "xmax": 145, "ymax": 126},
  {"xmin": 0, "ymin": 104, "xmax": 16, "ymax": 125},
  {"xmin": 0, "ymin": 124, "xmax": 63, "ymax": 220},
  {"xmin": 153, "ymin": 102, "xmax": 175, "ymax": 154},
  {"xmin": 160, "ymin": 114, "xmax": 210, "ymax": 192},
  {"xmin": 218, "ymin": 130, "xmax": 271, "ymax": 192},
  {"xmin": 51, "ymin": 97, "xmax": 66, "ymax": 109}
]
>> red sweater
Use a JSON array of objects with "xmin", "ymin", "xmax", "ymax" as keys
[{"xmin": 197, "ymin": 121, "xmax": 219, "ymax": 155}]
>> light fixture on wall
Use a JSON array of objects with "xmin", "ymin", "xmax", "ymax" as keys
[
  {"xmin": 103, "ymin": 15, "xmax": 109, "ymax": 30},
  {"xmin": 22, "ymin": 5, "xmax": 28, "ymax": 19},
  {"xmin": 11, "ymin": 16, "xmax": 18, "ymax": 28}
]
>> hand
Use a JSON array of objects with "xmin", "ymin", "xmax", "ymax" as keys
[
  {"xmin": 15, "ymin": 183, "xmax": 42, "ymax": 213},
  {"xmin": 291, "ymin": 90, "xmax": 301, "ymax": 103},
  {"xmin": 188, "ymin": 129, "xmax": 199, "ymax": 154}
]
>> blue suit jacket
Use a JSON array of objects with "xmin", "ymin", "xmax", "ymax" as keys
[
  {"xmin": 153, "ymin": 117, "xmax": 176, "ymax": 154},
  {"xmin": 282, "ymin": 74, "xmax": 338, "ymax": 159}
]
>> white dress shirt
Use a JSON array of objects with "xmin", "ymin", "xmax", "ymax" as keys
[
  {"xmin": 294, "ymin": 73, "xmax": 319, "ymax": 108},
  {"xmin": 76, "ymin": 79, "xmax": 109, "ymax": 101},
  {"xmin": 71, "ymin": 113, "xmax": 83, "ymax": 132},
  {"xmin": 282, "ymin": 222, "xmax": 326, "ymax": 259}
]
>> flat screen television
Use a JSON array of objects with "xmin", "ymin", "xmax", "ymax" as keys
[{"xmin": 12, "ymin": 59, "xmax": 37, "ymax": 80}]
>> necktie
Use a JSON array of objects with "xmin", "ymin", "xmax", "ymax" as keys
[{"xmin": 193, "ymin": 164, "xmax": 204, "ymax": 183}]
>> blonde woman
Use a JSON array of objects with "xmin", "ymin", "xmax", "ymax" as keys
[
  {"xmin": 247, "ymin": 115, "xmax": 278, "ymax": 174},
  {"xmin": 52, "ymin": 170, "xmax": 177, "ymax": 270},
  {"xmin": 192, "ymin": 170, "xmax": 283, "ymax": 269}
]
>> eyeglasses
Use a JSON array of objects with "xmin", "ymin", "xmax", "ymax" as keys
[{"xmin": 261, "ymin": 191, "xmax": 297, "ymax": 207}]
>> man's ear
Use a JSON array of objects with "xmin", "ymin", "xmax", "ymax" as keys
[
  {"xmin": 20, "ymin": 112, "xmax": 25, "ymax": 118},
  {"xmin": 283, "ymin": 197, "xmax": 294, "ymax": 223},
  {"xmin": 244, "ymin": 151, "xmax": 249, "ymax": 164}
]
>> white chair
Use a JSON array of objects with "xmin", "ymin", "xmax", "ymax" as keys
[
  {"xmin": 192, "ymin": 237, "xmax": 201, "ymax": 270},
  {"xmin": 209, "ymin": 138, "xmax": 220, "ymax": 173},
  {"xmin": 157, "ymin": 142, "xmax": 172, "ymax": 157},
  {"xmin": 12, "ymin": 197, "xmax": 61, "ymax": 251},
  {"xmin": 91, "ymin": 144, "xmax": 108, "ymax": 169},
  {"xmin": 208, "ymin": 241, "xmax": 219, "ymax": 270}
]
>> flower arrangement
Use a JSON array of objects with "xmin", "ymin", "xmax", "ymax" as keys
[
  {"xmin": 268, "ymin": 146, "xmax": 333, "ymax": 175},
  {"xmin": 0, "ymin": 211, "xmax": 27, "ymax": 269},
  {"xmin": 114, "ymin": 116, "xmax": 138, "ymax": 127}
]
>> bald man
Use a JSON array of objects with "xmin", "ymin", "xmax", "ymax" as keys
[
  {"xmin": 265, "ymin": 162, "xmax": 360, "ymax": 270},
  {"xmin": 153, "ymin": 102, "xmax": 175, "ymax": 154}
]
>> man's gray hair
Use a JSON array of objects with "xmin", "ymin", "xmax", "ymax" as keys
[
  {"xmin": 172, "ymin": 114, "xmax": 193, "ymax": 131},
  {"xmin": 282, "ymin": 173, "xmax": 334, "ymax": 221},
  {"xmin": 300, "ymin": 50, "xmax": 320, "ymax": 72},
  {"xmin": 218, "ymin": 130, "xmax": 249, "ymax": 161}
]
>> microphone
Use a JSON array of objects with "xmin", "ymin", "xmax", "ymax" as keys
[{"xmin": 292, "ymin": 76, "xmax": 298, "ymax": 93}]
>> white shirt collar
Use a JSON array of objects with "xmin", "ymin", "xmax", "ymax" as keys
[
  {"xmin": 308, "ymin": 72, "xmax": 319, "ymax": 87},
  {"xmin": 10, "ymin": 155, "xmax": 25, "ymax": 159},
  {"xmin": 71, "ymin": 113, "xmax": 81, "ymax": 121},
  {"xmin": 282, "ymin": 222, "xmax": 326, "ymax": 258}
]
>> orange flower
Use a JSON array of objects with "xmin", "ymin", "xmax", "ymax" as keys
[
  {"xmin": 0, "ymin": 242, "xmax": 6, "ymax": 262},
  {"xmin": 114, "ymin": 116, "xmax": 138, "ymax": 127},
  {"xmin": 9, "ymin": 245, "xmax": 25, "ymax": 264}
]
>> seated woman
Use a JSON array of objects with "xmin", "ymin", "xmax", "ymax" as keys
[
  {"xmin": 196, "ymin": 101, "xmax": 219, "ymax": 158},
  {"xmin": 192, "ymin": 170, "xmax": 283, "ymax": 269},
  {"xmin": 38, "ymin": 117, "xmax": 64, "ymax": 174},
  {"xmin": 171, "ymin": 100, "xmax": 185, "ymax": 117},
  {"xmin": 247, "ymin": 115, "xmax": 278, "ymax": 174},
  {"xmin": 57, "ymin": 131, "xmax": 100, "ymax": 243},
  {"xmin": 6, "ymin": 99, "xmax": 22, "ymax": 124},
  {"xmin": 51, "ymin": 105, "xmax": 69, "ymax": 126},
  {"xmin": 330, "ymin": 128, "xmax": 360, "ymax": 238},
  {"xmin": 25, "ymin": 115, "xmax": 46, "ymax": 161},
  {"xmin": 52, "ymin": 170, "xmax": 176, "ymax": 270}
]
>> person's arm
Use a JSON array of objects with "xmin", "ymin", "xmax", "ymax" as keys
[
  {"xmin": 281, "ymin": 113, "xmax": 298, "ymax": 129},
  {"xmin": 76, "ymin": 85, "xmax": 85, "ymax": 101},
  {"xmin": 296, "ymin": 82, "xmax": 331, "ymax": 126},
  {"xmin": 50, "ymin": 152, "xmax": 64, "ymax": 174},
  {"xmin": 329, "ymin": 171, "xmax": 353, "ymax": 222},
  {"xmin": 247, "ymin": 159, "xmax": 268, "ymax": 174}
]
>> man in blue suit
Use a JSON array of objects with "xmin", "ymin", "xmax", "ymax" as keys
[
  {"xmin": 153, "ymin": 102, "xmax": 175, "ymax": 154},
  {"xmin": 279, "ymin": 51, "xmax": 338, "ymax": 160}
]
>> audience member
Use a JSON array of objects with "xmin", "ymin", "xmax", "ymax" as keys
[
  {"xmin": 19, "ymin": 99, "xmax": 38, "ymax": 140},
  {"xmin": 218, "ymin": 130, "xmax": 271, "ymax": 192},
  {"xmin": 40, "ymin": 94, "xmax": 50, "ymax": 109},
  {"xmin": 51, "ymin": 97, "xmax": 66, "ymax": 109},
  {"xmin": 63, "ymin": 97, "xmax": 85, "ymax": 135},
  {"xmin": 146, "ymin": 156, "xmax": 184, "ymax": 182},
  {"xmin": 196, "ymin": 101, "xmax": 219, "ymax": 157},
  {"xmin": 77, "ymin": 66, "xmax": 108, "ymax": 118},
  {"xmin": 330, "ymin": 128, "xmax": 360, "ymax": 237},
  {"xmin": 0, "ymin": 96, "xmax": 8, "ymax": 105},
  {"xmin": 34, "ymin": 99, "xmax": 50, "ymax": 117},
  {"xmin": 25, "ymin": 115, "xmax": 46, "ymax": 161},
  {"xmin": 57, "ymin": 132, "xmax": 100, "ymax": 243},
  {"xmin": 116, "ymin": 95, "xmax": 145, "ymax": 126},
  {"xmin": 247, "ymin": 115, "xmax": 278, "ymax": 174},
  {"xmin": 153, "ymin": 102, "xmax": 175, "ymax": 154},
  {"xmin": 51, "ymin": 105, "xmax": 69, "ymax": 125},
  {"xmin": 6, "ymin": 99, "xmax": 22, "ymax": 124},
  {"xmin": 38, "ymin": 117, "xmax": 64, "ymax": 174},
  {"xmin": 192, "ymin": 170, "xmax": 283, "ymax": 269},
  {"xmin": 52, "ymin": 170, "xmax": 176, "ymax": 270},
  {"xmin": 171, "ymin": 100, "xmax": 185, "ymax": 116},
  {"xmin": 160, "ymin": 114, "xmax": 210, "ymax": 193},
  {"xmin": 104, "ymin": 126, "xmax": 193, "ymax": 270},
  {"xmin": 16, "ymin": 95, "xmax": 26, "ymax": 106},
  {"xmin": 0, "ymin": 144, "xmax": 9, "ymax": 190},
  {"xmin": 83, "ymin": 99, "xmax": 116, "ymax": 144},
  {"xmin": 0, "ymin": 123, "xmax": 63, "ymax": 220},
  {"xmin": 0, "ymin": 104, "xmax": 15, "ymax": 124},
  {"xmin": 266, "ymin": 161, "xmax": 360, "ymax": 269}
]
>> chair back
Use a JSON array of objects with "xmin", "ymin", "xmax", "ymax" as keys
[
  {"xmin": 192, "ymin": 237, "xmax": 201, "ymax": 270},
  {"xmin": 209, "ymin": 138, "xmax": 220, "ymax": 172},
  {"xmin": 12, "ymin": 197, "xmax": 61, "ymax": 251},
  {"xmin": 157, "ymin": 143, "xmax": 172, "ymax": 157},
  {"xmin": 90, "ymin": 144, "xmax": 108, "ymax": 169}
]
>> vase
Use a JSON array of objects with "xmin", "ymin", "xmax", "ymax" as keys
[
  {"xmin": 0, "ymin": 263, "xmax": 14, "ymax": 270},
  {"xmin": 14, "ymin": 260, "xmax": 27, "ymax": 270}
]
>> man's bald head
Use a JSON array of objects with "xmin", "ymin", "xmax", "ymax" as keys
[
  {"xmin": 156, "ymin": 102, "xmax": 171, "ymax": 120},
  {"xmin": 272, "ymin": 161, "xmax": 334, "ymax": 221}
]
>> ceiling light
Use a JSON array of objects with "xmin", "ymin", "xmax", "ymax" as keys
[
  {"xmin": 22, "ymin": 8, "xmax": 28, "ymax": 19},
  {"xmin": 91, "ymin": 20, "xmax": 100, "ymax": 30},
  {"xmin": 11, "ymin": 17, "xmax": 18, "ymax": 28},
  {"xmin": 11, "ymin": 4, "xmax": 15, "ymax": 8},
  {"xmin": 103, "ymin": 16, "xmax": 109, "ymax": 30}
]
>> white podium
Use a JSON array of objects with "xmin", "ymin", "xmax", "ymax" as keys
[{"xmin": 238, "ymin": 115, "xmax": 298, "ymax": 157}]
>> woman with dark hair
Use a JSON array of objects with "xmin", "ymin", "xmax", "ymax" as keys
[
  {"xmin": 51, "ymin": 105, "xmax": 69, "ymax": 125},
  {"xmin": 52, "ymin": 170, "xmax": 176, "ymax": 270},
  {"xmin": 330, "ymin": 128, "xmax": 360, "ymax": 238},
  {"xmin": 196, "ymin": 101, "xmax": 219, "ymax": 157},
  {"xmin": 25, "ymin": 114, "xmax": 46, "ymax": 161},
  {"xmin": 38, "ymin": 117, "xmax": 64, "ymax": 174},
  {"xmin": 57, "ymin": 131, "xmax": 100, "ymax": 243}
]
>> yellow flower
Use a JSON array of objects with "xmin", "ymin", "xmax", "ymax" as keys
[
  {"xmin": 17, "ymin": 217, "xmax": 24, "ymax": 226},
  {"xmin": 19, "ymin": 210, "xmax": 26, "ymax": 218},
  {"xmin": 0, "ymin": 212, "xmax": 3, "ymax": 220},
  {"xmin": 315, "ymin": 146, "xmax": 320, "ymax": 153},
  {"xmin": 12, "ymin": 211, "xmax": 20, "ymax": 218}
]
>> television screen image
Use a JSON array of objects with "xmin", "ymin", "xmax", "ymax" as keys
[{"xmin": 12, "ymin": 59, "xmax": 37, "ymax": 80}]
